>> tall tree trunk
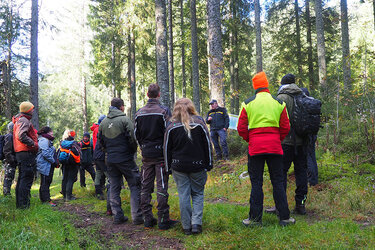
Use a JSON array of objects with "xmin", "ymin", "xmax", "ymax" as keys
[
  {"xmin": 254, "ymin": 0, "xmax": 263, "ymax": 73},
  {"xmin": 128, "ymin": 33, "xmax": 132, "ymax": 116},
  {"xmin": 373, "ymin": 0, "xmax": 375, "ymax": 32},
  {"xmin": 81, "ymin": 1, "xmax": 87, "ymax": 132},
  {"xmin": 295, "ymin": 0, "xmax": 303, "ymax": 85},
  {"xmin": 230, "ymin": 0, "xmax": 239, "ymax": 114},
  {"xmin": 30, "ymin": 0, "xmax": 39, "ymax": 129},
  {"xmin": 191, "ymin": 0, "xmax": 200, "ymax": 112},
  {"xmin": 306, "ymin": 0, "xmax": 314, "ymax": 91},
  {"xmin": 155, "ymin": 0, "xmax": 170, "ymax": 108},
  {"xmin": 315, "ymin": 0, "xmax": 327, "ymax": 98},
  {"xmin": 5, "ymin": 4, "xmax": 12, "ymax": 120},
  {"xmin": 111, "ymin": 41, "xmax": 116, "ymax": 97},
  {"xmin": 168, "ymin": 0, "xmax": 175, "ymax": 107},
  {"xmin": 180, "ymin": 0, "xmax": 186, "ymax": 97},
  {"xmin": 82, "ymin": 75, "xmax": 88, "ymax": 132},
  {"xmin": 131, "ymin": 32, "xmax": 137, "ymax": 119},
  {"xmin": 207, "ymin": 0, "xmax": 225, "ymax": 106},
  {"xmin": 340, "ymin": 0, "xmax": 351, "ymax": 91}
]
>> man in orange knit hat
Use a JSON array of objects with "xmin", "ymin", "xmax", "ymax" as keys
[
  {"xmin": 12, "ymin": 101, "xmax": 38, "ymax": 209},
  {"xmin": 237, "ymin": 71, "xmax": 295, "ymax": 226}
]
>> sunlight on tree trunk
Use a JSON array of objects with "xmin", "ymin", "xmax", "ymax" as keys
[
  {"xmin": 255, "ymin": 0, "xmax": 263, "ymax": 73},
  {"xmin": 306, "ymin": 0, "xmax": 314, "ymax": 91},
  {"xmin": 295, "ymin": 0, "xmax": 303, "ymax": 86},
  {"xmin": 191, "ymin": 0, "xmax": 200, "ymax": 112},
  {"xmin": 30, "ymin": 0, "xmax": 39, "ymax": 129},
  {"xmin": 315, "ymin": 0, "xmax": 327, "ymax": 98},
  {"xmin": 168, "ymin": 0, "xmax": 175, "ymax": 107},
  {"xmin": 180, "ymin": 0, "xmax": 186, "ymax": 98},
  {"xmin": 340, "ymin": 0, "xmax": 351, "ymax": 91}
]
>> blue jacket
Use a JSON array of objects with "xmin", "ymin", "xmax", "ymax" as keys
[{"xmin": 36, "ymin": 136, "xmax": 56, "ymax": 176}]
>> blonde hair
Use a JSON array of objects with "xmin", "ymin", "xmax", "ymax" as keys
[
  {"xmin": 62, "ymin": 129, "xmax": 73, "ymax": 140},
  {"xmin": 171, "ymin": 98, "xmax": 198, "ymax": 138}
]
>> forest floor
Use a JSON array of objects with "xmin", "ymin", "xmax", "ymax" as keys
[{"xmin": 0, "ymin": 151, "xmax": 374, "ymax": 249}]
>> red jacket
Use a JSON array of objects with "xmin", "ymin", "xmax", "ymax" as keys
[
  {"xmin": 12, "ymin": 113, "xmax": 38, "ymax": 153},
  {"xmin": 90, "ymin": 123, "xmax": 99, "ymax": 150},
  {"xmin": 237, "ymin": 89, "xmax": 290, "ymax": 156}
]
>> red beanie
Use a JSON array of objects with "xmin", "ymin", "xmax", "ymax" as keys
[
  {"xmin": 70, "ymin": 130, "xmax": 76, "ymax": 138},
  {"xmin": 252, "ymin": 71, "xmax": 269, "ymax": 90}
]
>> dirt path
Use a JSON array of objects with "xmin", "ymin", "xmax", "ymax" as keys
[{"xmin": 56, "ymin": 201, "xmax": 184, "ymax": 249}]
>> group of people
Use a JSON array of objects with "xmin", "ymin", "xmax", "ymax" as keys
[{"xmin": 1, "ymin": 73, "xmax": 319, "ymax": 234}]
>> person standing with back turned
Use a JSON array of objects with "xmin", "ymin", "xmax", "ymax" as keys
[
  {"xmin": 99, "ymin": 98, "xmax": 143, "ymax": 225},
  {"xmin": 135, "ymin": 84, "xmax": 178, "ymax": 230},
  {"xmin": 237, "ymin": 72, "xmax": 295, "ymax": 226}
]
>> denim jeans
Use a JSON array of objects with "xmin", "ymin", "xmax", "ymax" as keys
[
  {"xmin": 172, "ymin": 170, "xmax": 207, "ymax": 230},
  {"xmin": 107, "ymin": 160, "xmax": 142, "ymax": 221},
  {"xmin": 282, "ymin": 145, "xmax": 308, "ymax": 205},
  {"xmin": 210, "ymin": 129, "xmax": 228, "ymax": 159},
  {"xmin": 248, "ymin": 154, "xmax": 290, "ymax": 221}
]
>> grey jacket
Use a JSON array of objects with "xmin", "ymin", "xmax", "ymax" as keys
[{"xmin": 277, "ymin": 84, "xmax": 304, "ymax": 146}]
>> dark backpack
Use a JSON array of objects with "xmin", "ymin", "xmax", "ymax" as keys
[
  {"xmin": 58, "ymin": 140, "xmax": 80, "ymax": 165},
  {"xmin": 0, "ymin": 135, "xmax": 5, "ymax": 161},
  {"xmin": 289, "ymin": 93, "xmax": 322, "ymax": 137}
]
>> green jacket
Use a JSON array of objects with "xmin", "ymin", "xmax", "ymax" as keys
[
  {"xmin": 277, "ymin": 84, "xmax": 304, "ymax": 146},
  {"xmin": 99, "ymin": 107, "xmax": 137, "ymax": 163}
]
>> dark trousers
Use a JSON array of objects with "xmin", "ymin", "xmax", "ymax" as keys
[
  {"xmin": 140, "ymin": 158, "xmax": 170, "ymax": 223},
  {"xmin": 39, "ymin": 165, "xmax": 55, "ymax": 202},
  {"xmin": 3, "ymin": 163, "xmax": 16, "ymax": 195},
  {"xmin": 248, "ymin": 154, "xmax": 290, "ymax": 221},
  {"xmin": 307, "ymin": 135, "xmax": 318, "ymax": 186},
  {"xmin": 210, "ymin": 129, "xmax": 229, "ymax": 159},
  {"xmin": 79, "ymin": 163, "xmax": 96, "ymax": 187},
  {"xmin": 61, "ymin": 164, "xmax": 78, "ymax": 199},
  {"xmin": 95, "ymin": 160, "xmax": 111, "ymax": 211},
  {"xmin": 282, "ymin": 145, "xmax": 308, "ymax": 205},
  {"xmin": 15, "ymin": 152, "xmax": 36, "ymax": 209},
  {"xmin": 107, "ymin": 160, "xmax": 142, "ymax": 221}
]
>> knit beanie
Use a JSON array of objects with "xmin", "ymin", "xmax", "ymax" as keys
[
  {"xmin": 252, "ymin": 71, "xmax": 269, "ymax": 90},
  {"xmin": 83, "ymin": 132, "xmax": 90, "ymax": 138},
  {"xmin": 98, "ymin": 115, "xmax": 106, "ymax": 125},
  {"xmin": 281, "ymin": 74, "xmax": 295, "ymax": 85},
  {"xmin": 70, "ymin": 130, "xmax": 76, "ymax": 138},
  {"xmin": 19, "ymin": 101, "xmax": 34, "ymax": 113}
]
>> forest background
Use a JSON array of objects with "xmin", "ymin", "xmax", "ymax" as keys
[{"xmin": 0, "ymin": 0, "xmax": 374, "ymax": 248}]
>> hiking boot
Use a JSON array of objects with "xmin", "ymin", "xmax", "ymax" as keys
[
  {"xmin": 144, "ymin": 218, "xmax": 158, "ymax": 229},
  {"xmin": 133, "ymin": 217, "xmax": 144, "ymax": 225},
  {"xmin": 294, "ymin": 204, "xmax": 306, "ymax": 215},
  {"xmin": 113, "ymin": 216, "xmax": 128, "ymax": 225},
  {"xmin": 191, "ymin": 224, "xmax": 202, "ymax": 234},
  {"xmin": 96, "ymin": 194, "xmax": 105, "ymax": 200},
  {"xmin": 183, "ymin": 228, "xmax": 192, "ymax": 235},
  {"xmin": 158, "ymin": 219, "xmax": 179, "ymax": 230},
  {"xmin": 265, "ymin": 206, "xmax": 278, "ymax": 215},
  {"xmin": 279, "ymin": 217, "xmax": 296, "ymax": 226},
  {"xmin": 106, "ymin": 210, "xmax": 113, "ymax": 216},
  {"xmin": 242, "ymin": 218, "xmax": 262, "ymax": 227}
]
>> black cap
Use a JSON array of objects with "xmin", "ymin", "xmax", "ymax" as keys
[
  {"xmin": 83, "ymin": 132, "xmax": 90, "ymax": 138},
  {"xmin": 209, "ymin": 99, "xmax": 217, "ymax": 105},
  {"xmin": 281, "ymin": 74, "xmax": 296, "ymax": 85}
]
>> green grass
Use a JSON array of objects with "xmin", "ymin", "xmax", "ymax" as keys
[{"xmin": 0, "ymin": 151, "xmax": 374, "ymax": 249}]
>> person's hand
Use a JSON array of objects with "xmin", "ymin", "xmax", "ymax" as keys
[
  {"xmin": 223, "ymin": 128, "xmax": 227, "ymax": 131},
  {"xmin": 208, "ymin": 117, "xmax": 212, "ymax": 121}
]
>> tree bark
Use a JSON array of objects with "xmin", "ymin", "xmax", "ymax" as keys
[
  {"xmin": 306, "ymin": 0, "xmax": 314, "ymax": 91},
  {"xmin": 230, "ymin": 0, "xmax": 239, "ymax": 114},
  {"xmin": 5, "ymin": 4, "xmax": 13, "ymax": 120},
  {"xmin": 131, "ymin": 32, "xmax": 137, "ymax": 119},
  {"xmin": 155, "ymin": 0, "xmax": 170, "ymax": 108},
  {"xmin": 254, "ymin": 0, "xmax": 263, "ymax": 73},
  {"xmin": 111, "ymin": 41, "xmax": 116, "ymax": 97},
  {"xmin": 340, "ymin": 0, "xmax": 351, "ymax": 90},
  {"xmin": 82, "ymin": 75, "xmax": 88, "ymax": 132},
  {"xmin": 295, "ymin": 0, "xmax": 303, "ymax": 86},
  {"xmin": 180, "ymin": 0, "xmax": 186, "ymax": 97},
  {"xmin": 81, "ymin": 1, "xmax": 87, "ymax": 133},
  {"xmin": 373, "ymin": 0, "xmax": 375, "ymax": 32},
  {"xmin": 30, "ymin": 0, "xmax": 39, "ymax": 129},
  {"xmin": 314, "ymin": 0, "xmax": 327, "ymax": 98},
  {"xmin": 191, "ymin": 0, "xmax": 200, "ymax": 112},
  {"xmin": 168, "ymin": 0, "xmax": 175, "ymax": 107},
  {"xmin": 207, "ymin": 0, "xmax": 225, "ymax": 106}
]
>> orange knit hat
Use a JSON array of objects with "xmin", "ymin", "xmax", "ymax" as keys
[{"xmin": 252, "ymin": 71, "xmax": 269, "ymax": 90}]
